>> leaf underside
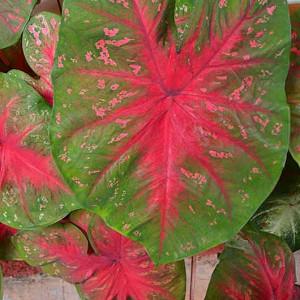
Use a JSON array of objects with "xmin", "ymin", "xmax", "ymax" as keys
[
  {"xmin": 0, "ymin": 0, "xmax": 37, "ymax": 49},
  {"xmin": 205, "ymin": 227, "xmax": 297, "ymax": 300},
  {"xmin": 0, "ymin": 73, "xmax": 78, "ymax": 229},
  {"xmin": 14, "ymin": 210, "xmax": 186, "ymax": 300},
  {"xmin": 51, "ymin": 0, "xmax": 290, "ymax": 263},
  {"xmin": 287, "ymin": 7, "xmax": 300, "ymax": 166}
]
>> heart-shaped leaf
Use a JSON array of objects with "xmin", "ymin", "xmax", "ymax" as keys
[
  {"xmin": 205, "ymin": 227, "xmax": 297, "ymax": 300},
  {"xmin": 251, "ymin": 156, "xmax": 300, "ymax": 251},
  {"xmin": 22, "ymin": 12, "xmax": 60, "ymax": 105},
  {"xmin": 13, "ymin": 210, "xmax": 186, "ymax": 300},
  {"xmin": 0, "ymin": 73, "xmax": 79, "ymax": 229},
  {"xmin": 0, "ymin": 0, "xmax": 37, "ymax": 49},
  {"xmin": 287, "ymin": 6, "xmax": 300, "ymax": 166},
  {"xmin": 51, "ymin": 0, "xmax": 290, "ymax": 263}
]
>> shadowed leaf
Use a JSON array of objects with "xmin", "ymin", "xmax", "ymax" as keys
[{"xmin": 205, "ymin": 228, "xmax": 297, "ymax": 300}]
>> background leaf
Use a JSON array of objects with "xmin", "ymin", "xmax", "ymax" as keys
[
  {"xmin": 0, "ymin": 73, "xmax": 79, "ymax": 229},
  {"xmin": 205, "ymin": 227, "xmax": 297, "ymax": 300},
  {"xmin": 51, "ymin": 0, "xmax": 291, "ymax": 263},
  {"xmin": 14, "ymin": 210, "xmax": 186, "ymax": 300},
  {"xmin": 251, "ymin": 155, "xmax": 300, "ymax": 251},
  {"xmin": 0, "ymin": 0, "xmax": 37, "ymax": 49},
  {"xmin": 22, "ymin": 12, "xmax": 60, "ymax": 105},
  {"xmin": 287, "ymin": 5, "xmax": 300, "ymax": 166}
]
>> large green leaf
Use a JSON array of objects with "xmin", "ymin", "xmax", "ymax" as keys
[
  {"xmin": 251, "ymin": 155, "xmax": 300, "ymax": 251},
  {"xmin": 0, "ymin": 73, "xmax": 79, "ymax": 229},
  {"xmin": 51, "ymin": 0, "xmax": 290, "ymax": 263},
  {"xmin": 287, "ymin": 6, "xmax": 300, "ymax": 166},
  {"xmin": 205, "ymin": 228, "xmax": 297, "ymax": 300},
  {"xmin": 0, "ymin": 0, "xmax": 37, "ymax": 49},
  {"xmin": 13, "ymin": 210, "xmax": 186, "ymax": 300}
]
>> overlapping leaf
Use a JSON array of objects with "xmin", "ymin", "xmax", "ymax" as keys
[
  {"xmin": 0, "ymin": 73, "xmax": 78, "ymax": 229},
  {"xmin": 51, "ymin": 0, "xmax": 290, "ymax": 263},
  {"xmin": 287, "ymin": 5, "xmax": 300, "ymax": 166},
  {"xmin": 0, "ymin": 0, "xmax": 37, "ymax": 49},
  {"xmin": 251, "ymin": 156, "xmax": 300, "ymax": 251},
  {"xmin": 13, "ymin": 210, "xmax": 186, "ymax": 300},
  {"xmin": 205, "ymin": 227, "xmax": 297, "ymax": 300},
  {"xmin": 22, "ymin": 12, "xmax": 60, "ymax": 105}
]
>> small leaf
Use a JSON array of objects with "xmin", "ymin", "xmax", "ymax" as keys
[
  {"xmin": 14, "ymin": 210, "xmax": 186, "ymax": 300},
  {"xmin": 22, "ymin": 12, "xmax": 60, "ymax": 105},
  {"xmin": 287, "ymin": 6, "xmax": 300, "ymax": 166},
  {"xmin": 0, "ymin": 73, "xmax": 79, "ymax": 229},
  {"xmin": 51, "ymin": 0, "xmax": 290, "ymax": 263},
  {"xmin": 0, "ymin": 0, "xmax": 37, "ymax": 49},
  {"xmin": 205, "ymin": 227, "xmax": 297, "ymax": 300}
]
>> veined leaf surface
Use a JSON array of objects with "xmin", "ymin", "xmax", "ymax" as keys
[
  {"xmin": 22, "ymin": 12, "xmax": 60, "ymax": 105},
  {"xmin": 0, "ymin": 0, "xmax": 37, "ymax": 49},
  {"xmin": 205, "ymin": 228, "xmax": 297, "ymax": 300},
  {"xmin": 51, "ymin": 0, "xmax": 290, "ymax": 263},
  {"xmin": 0, "ymin": 73, "xmax": 78, "ymax": 229},
  {"xmin": 14, "ymin": 210, "xmax": 186, "ymax": 300},
  {"xmin": 287, "ymin": 6, "xmax": 300, "ymax": 166}
]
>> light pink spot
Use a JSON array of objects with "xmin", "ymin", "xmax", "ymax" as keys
[
  {"xmin": 93, "ymin": 106, "xmax": 106, "ymax": 118},
  {"xmin": 218, "ymin": 0, "xmax": 227, "ymax": 8},
  {"xmin": 103, "ymin": 28, "xmax": 119, "ymax": 37},
  {"xmin": 111, "ymin": 84, "xmax": 119, "ymax": 91},
  {"xmin": 97, "ymin": 79, "xmax": 105, "ymax": 89},
  {"xmin": 85, "ymin": 51, "xmax": 93, "ymax": 62},
  {"xmin": 130, "ymin": 64, "xmax": 141, "ymax": 75},
  {"xmin": 267, "ymin": 5, "xmax": 276, "ymax": 16}
]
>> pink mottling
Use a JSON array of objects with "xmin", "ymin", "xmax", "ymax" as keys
[
  {"xmin": 250, "ymin": 40, "xmax": 260, "ymax": 48},
  {"xmin": 243, "ymin": 55, "xmax": 251, "ymax": 61},
  {"xmin": 111, "ymin": 84, "xmax": 120, "ymax": 91},
  {"xmin": 256, "ymin": 31, "xmax": 265, "ymax": 38},
  {"xmin": 108, "ymin": 133, "xmax": 129, "ymax": 144},
  {"xmin": 209, "ymin": 150, "xmax": 233, "ymax": 159},
  {"xmin": 115, "ymin": 118, "xmax": 130, "ymax": 128},
  {"xmin": 97, "ymin": 79, "xmax": 106, "ymax": 89},
  {"xmin": 130, "ymin": 64, "xmax": 141, "ymax": 75},
  {"xmin": 267, "ymin": 5, "xmax": 276, "ymax": 16},
  {"xmin": 93, "ymin": 106, "xmax": 106, "ymax": 118},
  {"xmin": 206, "ymin": 199, "xmax": 216, "ymax": 209},
  {"xmin": 106, "ymin": 37, "xmax": 132, "ymax": 47},
  {"xmin": 103, "ymin": 27, "xmax": 119, "ymax": 37},
  {"xmin": 218, "ymin": 0, "xmax": 227, "ymax": 8},
  {"xmin": 85, "ymin": 51, "xmax": 93, "ymax": 62},
  {"xmin": 58, "ymin": 55, "xmax": 65, "ymax": 68}
]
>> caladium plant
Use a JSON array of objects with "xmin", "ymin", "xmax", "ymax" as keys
[
  {"xmin": 51, "ymin": 0, "xmax": 290, "ymax": 263},
  {"xmin": 205, "ymin": 227, "xmax": 298, "ymax": 300},
  {"xmin": 0, "ymin": 0, "xmax": 38, "ymax": 49},
  {"xmin": 287, "ymin": 5, "xmax": 300, "ymax": 165},
  {"xmin": 0, "ymin": 73, "xmax": 78, "ymax": 229},
  {"xmin": 13, "ymin": 210, "xmax": 186, "ymax": 300}
]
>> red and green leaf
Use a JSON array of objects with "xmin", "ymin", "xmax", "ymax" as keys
[
  {"xmin": 13, "ymin": 210, "xmax": 186, "ymax": 300},
  {"xmin": 205, "ymin": 227, "xmax": 297, "ymax": 300},
  {"xmin": 0, "ymin": 73, "xmax": 79, "ymax": 229},
  {"xmin": 51, "ymin": 0, "xmax": 290, "ymax": 263},
  {"xmin": 0, "ymin": 0, "xmax": 37, "ymax": 49},
  {"xmin": 22, "ymin": 12, "xmax": 60, "ymax": 105},
  {"xmin": 287, "ymin": 5, "xmax": 300, "ymax": 166}
]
